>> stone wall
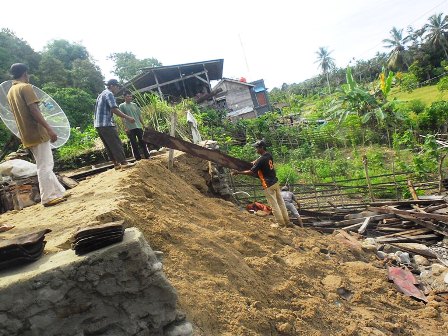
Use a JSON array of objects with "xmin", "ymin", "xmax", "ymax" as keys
[{"xmin": 0, "ymin": 228, "xmax": 192, "ymax": 336}]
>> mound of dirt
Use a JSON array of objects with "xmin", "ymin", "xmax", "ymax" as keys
[{"xmin": 1, "ymin": 154, "xmax": 447, "ymax": 335}]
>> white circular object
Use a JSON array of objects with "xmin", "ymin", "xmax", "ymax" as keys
[{"xmin": 0, "ymin": 80, "xmax": 70, "ymax": 148}]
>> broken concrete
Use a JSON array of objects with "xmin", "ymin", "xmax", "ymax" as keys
[{"xmin": 0, "ymin": 228, "xmax": 192, "ymax": 336}]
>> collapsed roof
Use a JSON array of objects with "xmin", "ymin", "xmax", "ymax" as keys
[{"xmin": 120, "ymin": 59, "xmax": 224, "ymax": 100}]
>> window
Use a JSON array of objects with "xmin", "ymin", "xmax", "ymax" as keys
[{"xmin": 256, "ymin": 92, "xmax": 267, "ymax": 106}]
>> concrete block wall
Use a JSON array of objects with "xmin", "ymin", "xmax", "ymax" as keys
[{"xmin": 0, "ymin": 228, "xmax": 192, "ymax": 336}]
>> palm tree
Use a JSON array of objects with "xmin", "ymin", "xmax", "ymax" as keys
[
  {"xmin": 422, "ymin": 13, "xmax": 448, "ymax": 59},
  {"xmin": 383, "ymin": 27, "xmax": 409, "ymax": 70},
  {"xmin": 315, "ymin": 47, "xmax": 335, "ymax": 93}
]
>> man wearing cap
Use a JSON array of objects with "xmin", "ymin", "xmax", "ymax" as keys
[
  {"xmin": 232, "ymin": 140, "xmax": 290, "ymax": 227},
  {"xmin": 6, "ymin": 63, "xmax": 66, "ymax": 207},
  {"xmin": 281, "ymin": 185, "xmax": 303, "ymax": 227},
  {"xmin": 94, "ymin": 79, "xmax": 136, "ymax": 170}
]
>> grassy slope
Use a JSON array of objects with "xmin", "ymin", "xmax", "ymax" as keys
[{"xmin": 389, "ymin": 85, "xmax": 447, "ymax": 104}]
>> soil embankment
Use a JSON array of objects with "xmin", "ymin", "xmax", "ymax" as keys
[{"xmin": 1, "ymin": 155, "xmax": 446, "ymax": 335}]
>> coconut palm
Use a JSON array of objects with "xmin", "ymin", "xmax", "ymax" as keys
[
  {"xmin": 383, "ymin": 27, "xmax": 409, "ymax": 70},
  {"xmin": 315, "ymin": 47, "xmax": 335, "ymax": 94},
  {"xmin": 422, "ymin": 13, "xmax": 448, "ymax": 59}
]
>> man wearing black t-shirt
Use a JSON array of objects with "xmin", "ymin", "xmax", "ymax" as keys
[{"xmin": 232, "ymin": 140, "xmax": 290, "ymax": 227}]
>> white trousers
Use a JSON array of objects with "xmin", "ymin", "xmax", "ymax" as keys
[{"xmin": 29, "ymin": 141, "xmax": 65, "ymax": 204}]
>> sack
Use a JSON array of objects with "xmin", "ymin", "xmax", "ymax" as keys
[
  {"xmin": 0, "ymin": 159, "xmax": 37, "ymax": 179},
  {"xmin": 246, "ymin": 202, "xmax": 272, "ymax": 215}
]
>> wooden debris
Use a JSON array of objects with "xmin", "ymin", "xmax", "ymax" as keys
[
  {"xmin": 358, "ymin": 216, "xmax": 373, "ymax": 234},
  {"xmin": 407, "ymin": 180, "xmax": 419, "ymax": 200},
  {"xmin": 59, "ymin": 175, "xmax": 79, "ymax": 189},
  {"xmin": 424, "ymin": 203, "xmax": 448, "ymax": 213},
  {"xmin": 369, "ymin": 206, "xmax": 448, "ymax": 236}
]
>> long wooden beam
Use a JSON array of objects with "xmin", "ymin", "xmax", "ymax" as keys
[
  {"xmin": 368, "ymin": 206, "xmax": 448, "ymax": 223},
  {"xmin": 143, "ymin": 129, "xmax": 252, "ymax": 171},
  {"xmin": 369, "ymin": 206, "xmax": 448, "ymax": 236}
]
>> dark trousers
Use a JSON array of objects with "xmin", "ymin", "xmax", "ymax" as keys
[
  {"xmin": 96, "ymin": 126, "xmax": 126, "ymax": 164},
  {"xmin": 127, "ymin": 128, "xmax": 150, "ymax": 160}
]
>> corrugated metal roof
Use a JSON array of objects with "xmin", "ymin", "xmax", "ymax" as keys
[{"xmin": 120, "ymin": 59, "xmax": 224, "ymax": 97}]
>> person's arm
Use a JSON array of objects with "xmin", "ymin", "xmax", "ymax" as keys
[
  {"xmin": 232, "ymin": 157, "xmax": 261, "ymax": 176},
  {"xmin": 29, "ymin": 103, "xmax": 57, "ymax": 142},
  {"xmin": 111, "ymin": 107, "xmax": 134, "ymax": 123},
  {"xmin": 232, "ymin": 169, "xmax": 255, "ymax": 176}
]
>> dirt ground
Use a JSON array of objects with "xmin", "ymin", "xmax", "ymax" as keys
[{"xmin": 0, "ymin": 154, "xmax": 447, "ymax": 336}]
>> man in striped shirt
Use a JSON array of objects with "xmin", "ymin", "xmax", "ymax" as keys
[
  {"xmin": 232, "ymin": 140, "xmax": 290, "ymax": 227},
  {"xmin": 94, "ymin": 79, "xmax": 136, "ymax": 170}
]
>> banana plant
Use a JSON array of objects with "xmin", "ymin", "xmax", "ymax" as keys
[
  {"xmin": 379, "ymin": 67, "xmax": 395, "ymax": 100},
  {"xmin": 329, "ymin": 67, "xmax": 383, "ymax": 123}
]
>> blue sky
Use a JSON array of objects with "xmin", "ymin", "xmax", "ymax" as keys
[{"xmin": 1, "ymin": 0, "xmax": 447, "ymax": 89}]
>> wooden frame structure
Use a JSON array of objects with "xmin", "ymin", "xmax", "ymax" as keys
[{"xmin": 119, "ymin": 59, "xmax": 224, "ymax": 100}]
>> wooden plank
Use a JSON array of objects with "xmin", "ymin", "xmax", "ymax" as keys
[
  {"xmin": 376, "ymin": 234, "xmax": 440, "ymax": 243},
  {"xmin": 333, "ymin": 214, "xmax": 395, "ymax": 227},
  {"xmin": 58, "ymin": 175, "xmax": 79, "ymax": 189},
  {"xmin": 411, "ymin": 205, "xmax": 426, "ymax": 213},
  {"xmin": 390, "ymin": 243, "xmax": 438, "ymax": 258},
  {"xmin": 369, "ymin": 206, "xmax": 448, "ymax": 223},
  {"xmin": 376, "ymin": 227, "xmax": 411, "ymax": 233},
  {"xmin": 341, "ymin": 222, "xmax": 364, "ymax": 231},
  {"xmin": 424, "ymin": 203, "xmax": 448, "ymax": 213},
  {"xmin": 369, "ymin": 199, "xmax": 445, "ymax": 206},
  {"xmin": 375, "ymin": 228, "xmax": 431, "ymax": 239},
  {"xmin": 407, "ymin": 180, "xmax": 419, "ymax": 200},
  {"xmin": 398, "ymin": 214, "xmax": 448, "ymax": 237},
  {"xmin": 344, "ymin": 211, "xmax": 378, "ymax": 219},
  {"xmin": 143, "ymin": 129, "xmax": 252, "ymax": 171},
  {"xmin": 358, "ymin": 216, "xmax": 373, "ymax": 234}
]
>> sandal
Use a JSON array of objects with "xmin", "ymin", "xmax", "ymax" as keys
[{"xmin": 43, "ymin": 197, "xmax": 67, "ymax": 207}]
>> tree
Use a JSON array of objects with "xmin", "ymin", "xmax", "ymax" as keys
[
  {"xmin": 314, "ymin": 47, "xmax": 335, "ymax": 94},
  {"xmin": 43, "ymin": 85, "xmax": 96, "ymax": 130},
  {"xmin": 71, "ymin": 59, "xmax": 105, "ymax": 95},
  {"xmin": 42, "ymin": 39, "xmax": 89, "ymax": 69},
  {"xmin": 37, "ymin": 55, "xmax": 69, "ymax": 87},
  {"xmin": 422, "ymin": 13, "xmax": 448, "ymax": 59},
  {"xmin": 0, "ymin": 29, "xmax": 41, "ymax": 82},
  {"xmin": 108, "ymin": 52, "xmax": 162, "ymax": 82},
  {"xmin": 383, "ymin": 27, "xmax": 409, "ymax": 71}
]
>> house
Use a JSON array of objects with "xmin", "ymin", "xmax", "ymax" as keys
[
  {"xmin": 213, "ymin": 78, "xmax": 271, "ymax": 121},
  {"xmin": 119, "ymin": 59, "xmax": 224, "ymax": 102},
  {"xmin": 250, "ymin": 79, "xmax": 270, "ymax": 116}
]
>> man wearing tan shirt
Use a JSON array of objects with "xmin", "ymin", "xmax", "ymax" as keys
[{"xmin": 7, "ymin": 63, "xmax": 66, "ymax": 207}]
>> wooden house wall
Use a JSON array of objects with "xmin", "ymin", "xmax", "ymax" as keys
[{"xmin": 215, "ymin": 82, "xmax": 254, "ymax": 112}]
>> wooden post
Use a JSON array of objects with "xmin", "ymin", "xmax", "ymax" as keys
[
  {"xmin": 391, "ymin": 157, "xmax": 400, "ymax": 200},
  {"xmin": 203, "ymin": 64, "xmax": 211, "ymax": 92},
  {"xmin": 362, "ymin": 155, "xmax": 375, "ymax": 202},
  {"xmin": 168, "ymin": 113, "xmax": 177, "ymax": 170},
  {"xmin": 438, "ymin": 153, "xmax": 447, "ymax": 195},
  {"xmin": 407, "ymin": 180, "xmax": 419, "ymax": 200},
  {"xmin": 153, "ymin": 71, "xmax": 164, "ymax": 98},
  {"xmin": 178, "ymin": 67, "xmax": 188, "ymax": 98}
]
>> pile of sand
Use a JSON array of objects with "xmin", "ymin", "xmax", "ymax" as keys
[{"xmin": 1, "ymin": 154, "xmax": 446, "ymax": 335}]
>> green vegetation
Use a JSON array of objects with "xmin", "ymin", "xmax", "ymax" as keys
[
  {"xmin": 390, "ymin": 85, "xmax": 447, "ymax": 104},
  {"xmin": 1, "ymin": 12, "xmax": 448, "ymax": 202}
]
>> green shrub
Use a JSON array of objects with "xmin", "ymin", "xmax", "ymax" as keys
[
  {"xmin": 400, "ymin": 73, "xmax": 419, "ymax": 93},
  {"xmin": 56, "ymin": 125, "xmax": 98, "ymax": 160},
  {"xmin": 437, "ymin": 76, "xmax": 448, "ymax": 92}
]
